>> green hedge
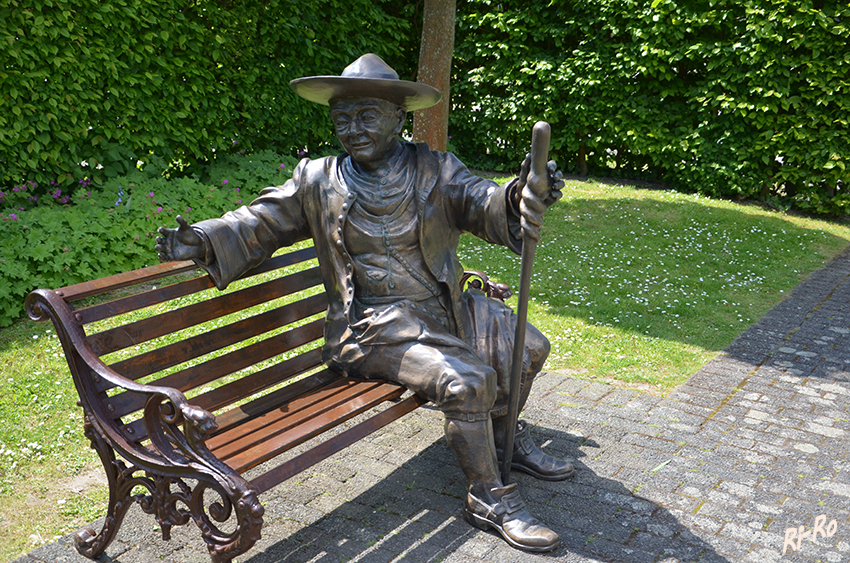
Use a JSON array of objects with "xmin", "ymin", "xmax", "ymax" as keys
[
  {"xmin": 452, "ymin": 0, "xmax": 849, "ymax": 214},
  {"xmin": 0, "ymin": 151, "xmax": 297, "ymax": 327},
  {"xmin": 1, "ymin": 0, "xmax": 417, "ymax": 195}
]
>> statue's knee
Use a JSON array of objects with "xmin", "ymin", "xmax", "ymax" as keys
[
  {"xmin": 442, "ymin": 365, "xmax": 497, "ymax": 413},
  {"xmin": 527, "ymin": 327, "xmax": 550, "ymax": 373}
]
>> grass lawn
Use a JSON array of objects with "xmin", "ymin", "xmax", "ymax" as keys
[
  {"xmin": 458, "ymin": 177, "xmax": 850, "ymax": 392},
  {"xmin": 1, "ymin": 177, "xmax": 849, "ymax": 560}
]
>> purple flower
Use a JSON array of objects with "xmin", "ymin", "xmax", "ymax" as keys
[
  {"xmin": 222, "ymin": 179, "xmax": 229, "ymax": 185},
  {"xmin": 13, "ymin": 186, "xmax": 19, "ymax": 192},
  {"xmin": 156, "ymin": 206, "xmax": 162, "ymax": 212},
  {"xmin": 28, "ymin": 196, "xmax": 38, "ymax": 201},
  {"xmin": 186, "ymin": 206, "xmax": 192, "ymax": 212},
  {"xmin": 236, "ymin": 199, "xmax": 242, "ymax": 204},
  {"xmin": 236, "ymin": 187, "xmax": 240, "ymax": 192},
  {"xmin": 280, "ymin": 163, "xmax": 286, "ymax": 169},
  {"xmin": 17, "ymin": 206, "xmax": 24, "ymax": 211},
  {"xmin": 147, "ymin": 192, "xmax": 154, "ymax": 198},
  {"xmin": 9, "ymin": 213, "xmax": 17, "ymax": 221},
  {"xmin": 52, "ymin": 189, "xmax": 62, "ymax": 199}
]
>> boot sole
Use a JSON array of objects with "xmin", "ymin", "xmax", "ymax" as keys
[{"xmin": 462, "ymin": 508, "xmax": 560, "ymax": 553}]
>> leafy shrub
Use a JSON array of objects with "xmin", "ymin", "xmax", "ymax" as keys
[
  {"xmin": 1, "ymin": 0, "xmax": 417, "ymax": 198},
  {"xmin": 452, "ymin": 0, "xmax": 849, "ymax": 214},
  {"xmin": 0, "ymin": 151, "xmax": 298, "ymax": 327}
]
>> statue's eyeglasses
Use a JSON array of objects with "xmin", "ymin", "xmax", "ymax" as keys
[{"xmin": 330, "ymin": 108, "xmax": 395, "ymax": 133}]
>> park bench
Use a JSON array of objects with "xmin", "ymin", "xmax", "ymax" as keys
[{"xmin": 25, "ymin": 245, "xmax": 508, "ymax": 563}]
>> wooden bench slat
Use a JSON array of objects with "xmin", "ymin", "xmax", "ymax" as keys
[
  {"xmin": 209, "ymin": 379, "xmax": 397, "ymax": 458},
  {"xmin": 190, "ymin": 349, "xmax": 326, "ymax": 415},
  {"xmin": 216, "ymin": 380, "xmax": 406, "ymax": 473},
  {"xmin": 206, "ymin": 378, "xmax": 372, "ymax": 454},
  {"xmin": 108, "ymin": 319, "xmax": 326, "ymax": 418},
  {"xmin": 87, "ymin": 266, "xmax": 323, "ymax": 356},
  {"xmin": 109, "ymin": 292, "xmax": 328, "ymax": 382},
  {"xmin": 237, "ymin": 246, "xmax": 317, "ymax": 278},
  {"xmin": 59, "ymin": 261, "xmax": 198, "ymax": 303},
  {"xmin": 77, "ymin": 247, "xmax": 319, "ymax": 324},
  {"xmin": 121, "ymin": 350, "xmax": 329, "ymax": 444},
  {"xmin": 78, "ymin": 274, "xmax": 215, "ymax": 325},
  {"xmin": 60, "ymin": 246, "xmax": 318, "ymax": 304},
  {"xmin": 251, "ymin": 394, "xmax": 426, "ymax": 494},
  {"xmin": 210, "ymin": 368, "xmax": 339, "ymax": 433}
]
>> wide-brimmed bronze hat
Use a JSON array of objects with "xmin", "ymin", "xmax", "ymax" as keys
[{"xmin": 290, "ymin": 54, "xmax": 442, "ymax": 111}]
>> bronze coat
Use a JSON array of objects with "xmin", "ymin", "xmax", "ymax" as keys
[{"xmin": 194, "ymin": 142, "xmax": 522, "ymax": 368}]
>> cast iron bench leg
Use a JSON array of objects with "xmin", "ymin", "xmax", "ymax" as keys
[{"xmin": 73, "ymin": 414, "xmax": 265, "ymax": 563}]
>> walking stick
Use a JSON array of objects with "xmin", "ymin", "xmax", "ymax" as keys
[{"xmin": 501, "ymin": 121, "xmax": 551, "ymax": 485}]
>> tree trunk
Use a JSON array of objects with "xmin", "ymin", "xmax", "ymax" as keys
[
  {"xmin": 412, "ymin": 0, "xmax": 456, "ymax": 152},
  {"xmin": 578, "ymin": 143, "xmax": 588, "ymax": 177}
]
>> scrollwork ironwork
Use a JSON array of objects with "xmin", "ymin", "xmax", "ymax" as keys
[
  {"xmin": 68, "ymin": 387, "xmax": 264, "ymax": 562},
  {"xmin": 74, "ymin": 412, "xmax": 264, "ymax": 562}
]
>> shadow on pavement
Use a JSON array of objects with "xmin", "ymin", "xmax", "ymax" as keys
[{"xmin": 241, "ymin": 421, "xmax": 732, "ymax": 563}]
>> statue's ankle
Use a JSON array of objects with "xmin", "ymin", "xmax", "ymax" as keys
[{"xmin": 468, "ymin": 481, "xmax": 501, "ymax": 505}]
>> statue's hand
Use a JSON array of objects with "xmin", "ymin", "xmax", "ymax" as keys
[
  {"xmin": 155, "ymin": 216, "xmax": 204, "ymax": 262},
  {"xmin": 516, "ymin": 155, "xmax": 565, "ymax": 242}
]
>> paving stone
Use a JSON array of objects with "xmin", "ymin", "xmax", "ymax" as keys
[
  {"xmin": 26, "ymin": 543, "xmax": 94, "ymax": 563},
  {"xmin": 553, "ymin": 378, "xmax": 592, "ymax": 395}
]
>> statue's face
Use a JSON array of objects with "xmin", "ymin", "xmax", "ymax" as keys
[{"xmin": 330, "ymin": 98, "xmax": 405, "ymax": 164}]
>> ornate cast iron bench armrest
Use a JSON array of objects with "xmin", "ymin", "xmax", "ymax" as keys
[{"xmin": 26, "ymin": 282, "xmax": 263, "ymax": 562}]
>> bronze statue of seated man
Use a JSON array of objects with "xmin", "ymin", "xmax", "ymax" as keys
[{"xmin": 156, "ymin": 53, "xmax": 571, "ymax": 552}]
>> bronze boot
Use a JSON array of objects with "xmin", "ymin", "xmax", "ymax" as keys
[
  {"xmin": 497, "ymin": 420, "xmax": 574, "ymax": 481},
  {"xmin": 463, "ymin": 483, "xmax": 559, "ymax": 552}
]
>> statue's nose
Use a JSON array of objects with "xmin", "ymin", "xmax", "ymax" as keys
[{"xmin": 349, "ymin": 116, "xmax": 366, "ymax": 134}]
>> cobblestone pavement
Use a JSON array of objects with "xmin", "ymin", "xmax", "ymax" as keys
[{"xmin": 15, "ymin": 249, "xmax": 850, "ymax": 563}]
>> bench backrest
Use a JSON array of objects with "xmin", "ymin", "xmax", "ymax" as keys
[{"xmin": 29, "ymin": 246, "xmax": 328, "ymax": 447}]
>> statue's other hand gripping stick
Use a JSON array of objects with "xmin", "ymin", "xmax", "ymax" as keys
[{"xmin": 518, "ymin": 123, "xmax": 563, "ymax": 243}]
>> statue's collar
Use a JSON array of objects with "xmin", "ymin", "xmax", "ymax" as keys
[{"xmin": 332, "ymin": 143, "xmax": 440, "ymax": 205}]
